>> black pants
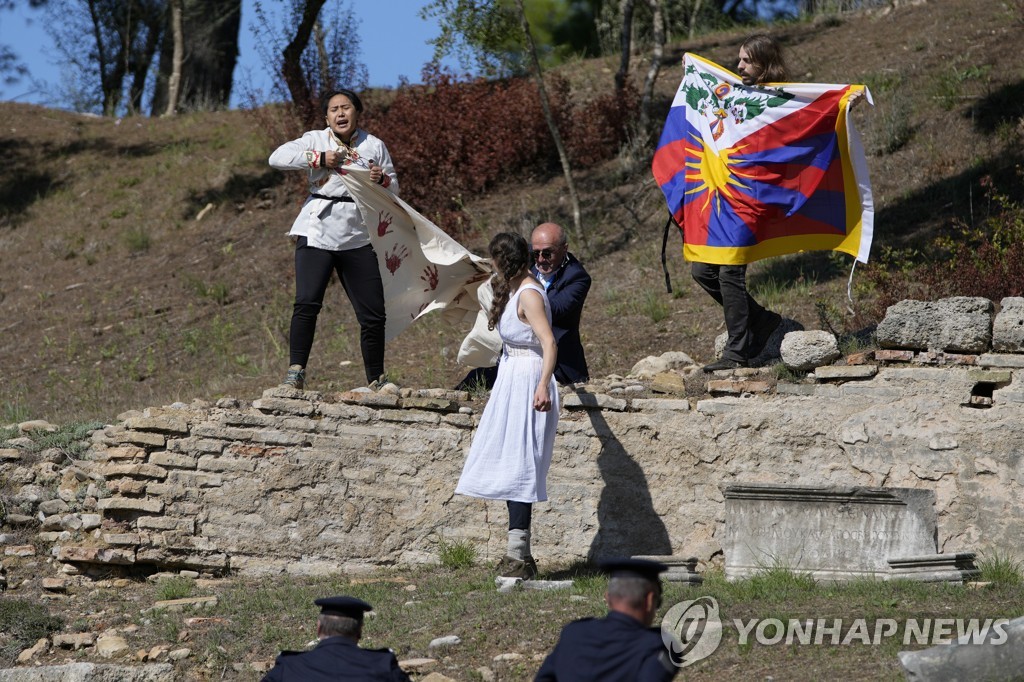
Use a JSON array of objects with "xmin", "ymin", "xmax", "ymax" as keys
[
  {"xmin": 290, "ymin": 238, "xmax": 386, "ymax": 384},
  {"xmin": 507, "ymin": 501, "xmax": 532, "ymax": 531},
  {"xmin": 691, "ymin": 262, "xmax": 768, "ymax": 362}
]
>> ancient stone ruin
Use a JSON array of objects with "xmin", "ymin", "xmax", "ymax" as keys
[{"xmin": 2, "ymin": 296, "xmax": 1024, "ymax": 582}]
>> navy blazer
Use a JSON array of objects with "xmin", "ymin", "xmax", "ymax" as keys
[
  {"xmin": 532, "ymin": 252, "xmax": 591, "ymax": 384},
  {"xmin": 261, "ymin": 636, "xmax": 410, "ymax": 682},
  {"xmin": 535, "ymin": 611, "xmax": 677, "ymax": 682}
]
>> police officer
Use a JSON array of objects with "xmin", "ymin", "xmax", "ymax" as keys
[
  {"xmin": 535, "ymin": 559, "xmax": 678, "ymax": 681},
  {"xmin": 261, "ymin": 596, "xmax": 411, "ymax": 681}
]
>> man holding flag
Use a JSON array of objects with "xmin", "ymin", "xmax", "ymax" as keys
[{"xmin": 652, "ymin": 34, "xmax": 873, "ymax": 372}]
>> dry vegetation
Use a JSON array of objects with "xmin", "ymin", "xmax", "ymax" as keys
[{"xmin": 2, "ymin": 0, "xmax": 1022, "ymax": 424}]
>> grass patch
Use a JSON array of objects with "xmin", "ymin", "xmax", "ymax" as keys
[
  {"xmin": 0, "ymin": 599, "xmax": 63, "ymax": 666},
  {"xmin": 932, "ymin": 60, "xmax": 991, "ymax": 111},
  {"xmin": 637, "ymin": 289, "xmax": 671, "ymax": 323},
  {"xmin": 978, "ymin": 551, "xmax": 1023, "ymax": 585},
  {"xmin": 1, "ymin": 398, "xmax": 31, "ymax": 426},
  {"xmin": 124, "ymin": 226, "xmax": 152, "ymax": 253},
  {"xmin": 184, "ymin": 274, "xmax": 231, "ymax": 305},
  {"xmin": 8, "ymin": 563, "xmax": 1024, "ymax": 677},
  {"xmin": 156, "ymin": 576, "xmax": 196, "ymax": 601},
  {"xmin": 13, "ymin": 421, "xmax": 104, "ymax": 459},
  {"xmin": 771, "ymin": 361, "xmax": 804, "ymax": 382},
  {"xmin": 437, "ymin": 538, "xmax": 478, "ymax": 569}
]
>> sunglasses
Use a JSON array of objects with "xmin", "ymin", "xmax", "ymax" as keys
[{"xmin": 531, "ymin": 247, "xmax": 562, "ymax": 260}]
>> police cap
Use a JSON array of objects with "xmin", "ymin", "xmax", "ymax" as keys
[
  {"xmin": 314, "ymin": 596, "xmax": 373, "ymax": 621},
  {"xmin": 598, "ymin": 558, "xmax": 668, "ymax": 583}
]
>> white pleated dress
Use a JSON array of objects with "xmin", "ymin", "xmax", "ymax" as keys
[{"xmin": 456, "ymin": 282, "xmax": 559, "ymax": 503}]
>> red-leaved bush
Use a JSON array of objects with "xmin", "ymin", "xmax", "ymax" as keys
[
  {"xmin": 864, "ymin": 170, "xmax": 1024, "ymax": 317},
  {"xmin": 362, "ymin": 66, "xmax": 639, "ymax": 236}
]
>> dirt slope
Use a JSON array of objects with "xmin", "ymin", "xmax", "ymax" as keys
[{"xmin": 1, "ymin": 0, "xmax": 1021, "ymax": 422}]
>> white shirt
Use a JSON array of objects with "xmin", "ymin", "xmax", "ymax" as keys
[{"xmin": 269, "ymin": 127, "xmax": 399, "ymax": 251}]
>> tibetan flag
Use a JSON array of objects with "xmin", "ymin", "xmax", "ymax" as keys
[{"xmin": 652, "ymin": 53, "xmax": 874, "ymax": 265}]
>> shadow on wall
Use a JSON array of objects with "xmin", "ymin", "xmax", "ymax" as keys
[{"xmin": 584, "ymin": 408, "xmax": 672, "ymax": 561}]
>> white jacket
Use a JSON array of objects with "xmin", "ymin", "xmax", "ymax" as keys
[{"xmin": 269, "ymin": 128, "xmax": 398, "ymax": 251}]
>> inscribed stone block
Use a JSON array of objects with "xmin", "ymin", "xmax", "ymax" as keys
[{"xmin": 721, "ymin": 484, "xmax": 937, "ymax": 581}]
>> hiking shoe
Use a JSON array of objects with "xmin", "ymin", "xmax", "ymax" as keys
[
  {"xmin": 749, "ymin": 311, "xmax": 783, "ymax": 359},
  {"xmin": 702, "ymin": 357, "xmax": 747, "ymax": 373},
  {"xmin": 497, "ymin": 555, "xmax": 538, "ymax": 580},
  {"xmin": 281, "ymin": 364, "xmax": 305, "ymax": 390}
]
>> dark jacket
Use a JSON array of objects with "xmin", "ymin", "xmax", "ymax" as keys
[
  {"xmin": 261, "ymin": 636, "xmax": 410, "ymax": 682},
  {"xmin": 532, "ymin": 252, "xmax": 591, "ymax": 384},
  {"xmin": 535, "ymin": 611, "xmax": 677, "ymax": 682}
]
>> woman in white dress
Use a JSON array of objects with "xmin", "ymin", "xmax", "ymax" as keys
[{"xmin": 456, "ymin": 232, "xmax": 559, "ymax": 579}]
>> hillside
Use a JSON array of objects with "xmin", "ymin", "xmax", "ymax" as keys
[{"xmin": 2, "ymin": 0, "xmax": 1022, "ymax": 423}]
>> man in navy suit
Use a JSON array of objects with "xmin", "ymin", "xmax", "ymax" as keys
[
  {"xmin": 529, "ymin": 222, "xmax": 591, "ymax": 384},
  {"xmin": 262, "ymin": 596, "xmax": 410, "ymax": 681},
  {"xmin": 535, "ymin": 558, "xmax": 677, "ymax": 681},
  {"xmin": 457, "ymin": 222, "xmax": 591, "ymax": 389}
]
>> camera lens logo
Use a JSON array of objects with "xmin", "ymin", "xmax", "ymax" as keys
[{"xmin": 661, "ymin": 596, "xmax": 723, "ymax": 667}]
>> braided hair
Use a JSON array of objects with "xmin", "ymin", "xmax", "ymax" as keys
[{"xmin": 486, "ymin": 232, "xmax": 531, "ymax": 331}]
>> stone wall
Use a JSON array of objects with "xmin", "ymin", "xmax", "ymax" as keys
[
  {"xmin": 5, "ymin": 295, "xmax": 1024, "ymax": 578},
  {"xmin": 8, "ymin": 356, "xmax": 1022, "ymax": 578}
]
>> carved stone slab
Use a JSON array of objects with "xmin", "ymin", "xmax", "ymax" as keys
[{"xmin": 721, "ymin": 484, "xmax": 937, "ymax": 581}]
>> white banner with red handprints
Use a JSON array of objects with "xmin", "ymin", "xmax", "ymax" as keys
[{"xmin": 338, "ymin": 165, "xmax": 494, "ymax": 351}]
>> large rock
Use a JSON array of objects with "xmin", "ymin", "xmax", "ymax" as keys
[
  {"xmin": 96, "ymin": 634, "xmax": 130, "ymax": 659},
  {"xmin": 714, "ymin": 318, "xmax": 802, "ymax": 365},
  {"xmin": 993, "ymin": 297, "xmax": 1024, "ymax": 352},
  {"xmin": 876, "ymin": 297, "xmax": 993, "ymax": 352},
  {"xmin": 629, "ymin": 352, "xmax": 696, "ymax": 378},
  {"xmin": 780, "ymin": 330, "xmax": 841, "ymax": 370}
]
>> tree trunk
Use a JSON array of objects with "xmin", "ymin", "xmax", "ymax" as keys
[
  {"xmin": 281, "ymin": 0, "xmax": 327, "ymax": 125},
  {"xmin": 151, "ymin": 0, "xmax": 241, "ymax": 114},
  {"xmin": 513, "ymin": 0, "xmax": 586, "ymax": 252},
  {"xmin": 128, "ymin": 0, "xmax": 164, "ymax": 115},
  {"xmin": 86, "ymin": 0, "xmax": 121, "ymax": 116},
  {"xmin": 638, "ymin": 0, "xmax": 664, "ymax": 135},
  {"xmin": 312, "ymin": 20, "xmax": 331, "ymax": 92},
  {"xmin": 614, "ymin": 0, "xmax": 635, "ymax": 92},
  {"xmin": 163, "ymin": 0, "xmax": 183, "ymax": 116},
  {"xmin": 688, "ymin": 0, "xmax": 704, "ymax": 39}
]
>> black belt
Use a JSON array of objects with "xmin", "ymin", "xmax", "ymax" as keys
[{"xmin": 310, "ymin": 193, "xmax": 355, "ymax": 202}]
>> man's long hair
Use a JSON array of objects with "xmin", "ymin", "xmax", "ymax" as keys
[
  {"xmin": 487, "ymin": 232, "xmax": 530, "ymax": 331},
  {"xmin": 741, "ymin": 34, "xmax": 789, "ymax": 83}
]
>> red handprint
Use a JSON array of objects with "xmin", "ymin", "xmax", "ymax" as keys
[
  {"xmin": 384, "ymin": 244, "xmax": 410, "ymax": 275},
  {"xmin": 421, "ymin": 264, "xmax": 439, "ymax": 291},
  {"xmin": 377, "ymin": 210, "xmax": 393, "ymax": 237}
]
